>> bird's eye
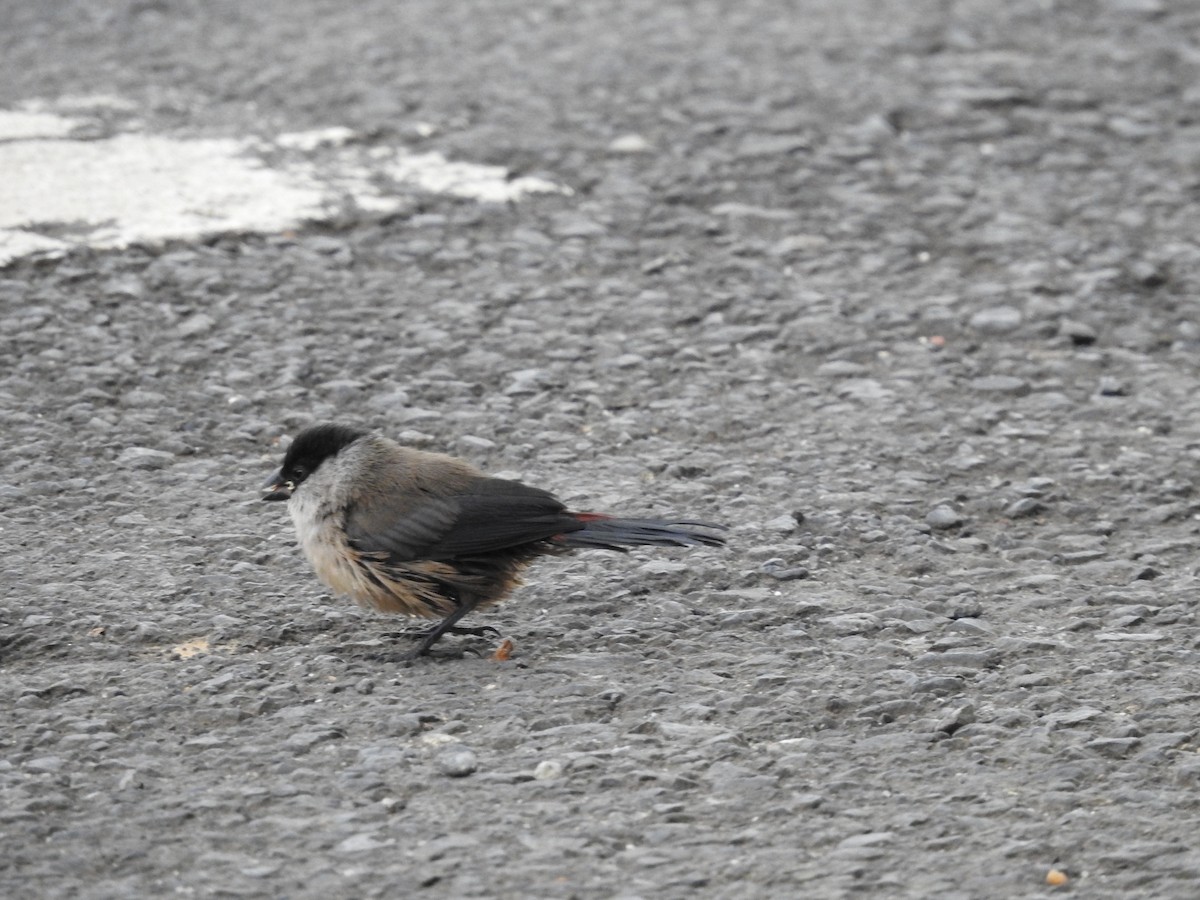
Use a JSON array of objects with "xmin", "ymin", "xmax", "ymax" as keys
[{"xmin": 292, "ymin": 465, "xmax": 308, "ymax": 480}]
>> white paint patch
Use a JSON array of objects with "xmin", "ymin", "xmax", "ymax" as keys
[
  {"xmin": 380, "ymin": 151, "xmax": 566, "ymax": 205},
  {"xmin": 1, "ymin": 134, "xmax": 330, "ymax": 259},
  {"xmin": 0, "ymin": 110, "xmax": 84, "ymax": 140},
  {"xmin": 275, "ymin": 127, "xmax": 357, "ymax": 151},
  {"xmin": 0, "ymin": 101, "xmax": 571, "ymax": 265}
]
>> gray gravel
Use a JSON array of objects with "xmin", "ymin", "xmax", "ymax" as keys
[{"xmin": 4, "ymin": 1, "xmax": 1200, "ymax": 898}]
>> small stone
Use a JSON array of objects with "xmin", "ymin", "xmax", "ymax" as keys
[
  {"xmin": 335, "ymin": 833, "xmax": 388, "ymax": 854},
  {"xmin": 457, "ymin": 435, "xmax": 495, "ymax": 451},
  {"xmin": 1015, "ymin": 477, "xmax": 1056, "ymax": 496},
  {"xmin": 968, "ymin": 306, "xmax": 1022, "ymax": 333},
  {"xmin": 123, "ymin": 390, "xmax": 166, "ymax": 408},
  {"xmin": 764, "ymin": 514, "xmax": 796, "ymax": 534},
  {"xmin": 550, "ymin": 213, "xmax": 606, "ymax": 239},
  {"xmin": 1014, "ymin": 672, "xmax": 1054, "ymax": 688},
  {"xmin": 25, "ymin": 756, "xmax": 65, "ymax": 773},
  {"xmin": 320, "ymin": 379, "xmax": 366, "ymax": 403},
  {"xmin": 913, "ymin": 650, "xmax": 1000, "ymax": 670},
  {"xmin": 935, "ymin": 704, "xmax": 976, "ymax": 735},
  {"xmin": 1096, "ymin": 632, "xmax": 1165, "ymax": 642},
  {"xmin": 771, "ymin": 234, "xmax": 830, "ymax": 255},
  {"xmin": 608, "ymin": 134, "xmax": 651, "ymax": 154},
  {"xmin": 735, "ymin": 134, "xmax": 809, "ymax": 158},
  {"xmin": 1130, "ymin": 258, "xmax": 1167, "ymax": 287},
  {"xmin": 505, "ymin": 368, "xmax": 551, "ymax": 395},
  {"xmin": 759, "ymin": 560, "xmax": 809, "ymax": 581},
  {"xmin": 1059, "ymin": 319, "xmax": 1097, "ymax": 345},
  {"xmin": 816, "ymin": 360, "xmax": 869, "ymax": 377},
  {"xmin": 925, "ymin": 505, "xmax": 963, "ymax": 529},
  {"xmin": 608, "ymin": 353, "xmax": 646, "ymax": 369},
  {"xmin": 116, "ymin": 447, "xmax": 175, "ymax": 470},
  {"xmin": 837, "ymin": 831, "xmax": 895, "ymax": 850},
  {"xmin": 970, "ymin": 375, "xmax": 1031, "ymax": 395},
  {"xmin": 1085, "ymin": 737, "xmax": 1141, "ymax": 758},
  {"xmin": 534, "ymin": 759, "xmax": 565, "ymax": 780},
  {"xmin": 1096, "ymin": 376, "xmax": 1128, "ymax": 396},
  {"xmin": 1057, "ymin": 550, "xmax": 1106, "ymax": 565},
  {"xmin": 946, "ymin": 618, "xmax": 992, "ymax": 635},
  {"xmin": 823, "ymin": 613, "xmax": 881, "ymax": 635},
  {"xmin": 640, "ymin": 559, "xmax": 689, "ymax": 575},
  {"xmin": 176, "ymin": 313, "xmax": 215, "ymax": 336},
  {"xmin": 949, "ymin": 602, "xmax": 985, "ymax": 620},
  {"xmin": 283, "ymin": 729, "xmax": 343, "ymax": 753},
  {"xmin": 710, "ymin": 202, "xmax": 797, "ymax": 221},
  {"xmin": 1004, "ymin": 498, "xmax": 1045, "ymax": 519},
  {"xmin": 1045, "ymin": 708, "xmax": 1104, "ymax": 728},
  {"xmin": 436, "ymin": 747, "xmax": 478, "ymax": 778},
  {"xmin": 396, "ymin": 407, "xmax": 440, "ymax": 423},
  {"xmin": 912, "ymin": 676, "xmax": 966, "ymax": 695}
]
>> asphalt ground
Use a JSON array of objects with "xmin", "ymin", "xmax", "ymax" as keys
[{"xmin": 3, "ymin": 1, "xmax": 1200, "ymax": 897}]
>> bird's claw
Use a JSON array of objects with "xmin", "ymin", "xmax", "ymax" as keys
[{"xmin": 398, "ymin": 624, "xmax": 500, "ymax": 642}]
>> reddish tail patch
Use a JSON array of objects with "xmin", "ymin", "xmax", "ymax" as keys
[{"xmin": 550, "ymin": 512, "xmax": 611, "ymax": 542}]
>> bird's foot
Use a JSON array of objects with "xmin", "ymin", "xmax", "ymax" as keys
[{"xmin": 398, "ymin": 624, "xmax": 501, "ymax": 642}]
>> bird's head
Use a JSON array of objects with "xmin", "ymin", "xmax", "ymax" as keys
[{"xmin": 261, "ymin": 423, "xmax": 366, "ymax": 501}]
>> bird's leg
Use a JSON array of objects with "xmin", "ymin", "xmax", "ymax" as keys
[{"xmin": 402, "ymin": 603, "xmax": 488, "ymax": 659}]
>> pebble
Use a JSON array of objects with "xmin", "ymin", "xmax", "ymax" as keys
[
  {"xmin": 1085, "ymin": 737, "xmax": 1141, "ymax": 758},
  {"xmin": 912, "ymin": 650, "xmax": 999, "ymax": 670},
  {"xmin": 817, "ymin": 360, "xmax": 870, "ymax": 377},
  {"xmin": 436, "ymin": 748, "xmax": 478, "ymax": 778},
  {"xmin": 759, "ymin": 561, "xmax": 809, "ymax": 581},
  {"xmin": 608, "ymin": 134, "xmax": 651, "ymax": 154},
  {"xmin": 335, "ymin": 833, "xmax": 389, "ymax": 854},
  {"xmin": 283, "ymin": 730, "xmax": 344, "ymax": 753},
  {"xmin": 176, "ymin": 313, "xmax": 215, "ymax": 336},
  {"xmin": 823, "ymin": 613, "xmax": 881, "ymax": 635},
  {"xmin": 935, "ymin": 704, "xmax": 976, "ymax": 735},
  {"xmin": 946, "ymin": 618, "xmax": 992, "ymax": 635},
  {"xmin": 968, "ymin": 306, "xmax": 1023, "ymax": 333},
  {"xmin": 456, "ymin": 435, "xmax": 496, "ymax": 451},
  {"xmin": 1004, "ymin": 498, "xmax": 1045, "ymax": 518},
  {"xmin": 1059, "ymin": 319, "xmax": 1097, "ymax": 345},
  {"xmin": 763, "ymin": 514, "xmax": 797, "ymax": 534},
  {"xmin": 836, "ymin": 831, "xmax": 895, "ymax": 851},
  {"xmin": 734, "ymin": 134, "xmax": 809, "ymax": 158},
  {"xmin": 24, "ymin": 756, "xmax": 65, "ymax": 773},
  {"xmin": 115, "ymin": 447, "xmax": 175, "ymax": 470},
  {"xmin": 925, "ymin": 505, "xmax": 963, "ymax": 529},
  {"xmin": 533, "ymin": 759, "xmax": 565, "ymax": 780},
  {"xmin": 970, "ymin": 375, "xmax": 1031, "ymax": 395}
]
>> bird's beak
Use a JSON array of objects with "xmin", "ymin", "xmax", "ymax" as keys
[{"xmin": 261, "ymin": 469, "xmax": 293, "ymax": 502}]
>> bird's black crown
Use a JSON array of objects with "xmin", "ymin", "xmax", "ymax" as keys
[{"xmin": 280, "ymin": 423, "xmax": 367, "ymax": 487}]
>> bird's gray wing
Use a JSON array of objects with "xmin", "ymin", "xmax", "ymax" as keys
[{"xmin": 344, "ymin": 477, "xmax": 580, "ymax": 562}]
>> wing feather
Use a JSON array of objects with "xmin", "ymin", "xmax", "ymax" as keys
[{"xmin": 345, "ymin": 476, "xmax": 580, "ymax": 562}]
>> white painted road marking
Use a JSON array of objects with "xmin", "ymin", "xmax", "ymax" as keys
[{"xmin": 0, "ymin": 100, "xmax": 570, "ymax": 265}]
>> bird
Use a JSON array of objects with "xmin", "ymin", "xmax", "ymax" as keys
[{"xmin": 261, "ymin": 423, "xmax": 727, "ymax": 659}]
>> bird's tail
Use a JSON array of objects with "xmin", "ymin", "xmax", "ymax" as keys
[{"xmin": 555, "ymin": 513, "xmax": 727, "ymax": 552}]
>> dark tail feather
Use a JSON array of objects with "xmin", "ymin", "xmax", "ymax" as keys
[{"xmin": 556, "ymin": 514, "xmax": 728, "ymax": 552}]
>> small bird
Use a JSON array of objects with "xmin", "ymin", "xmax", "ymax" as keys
[{"xmin": 262, "ymin": 423, "xmax": 726, "ymax": 659}]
